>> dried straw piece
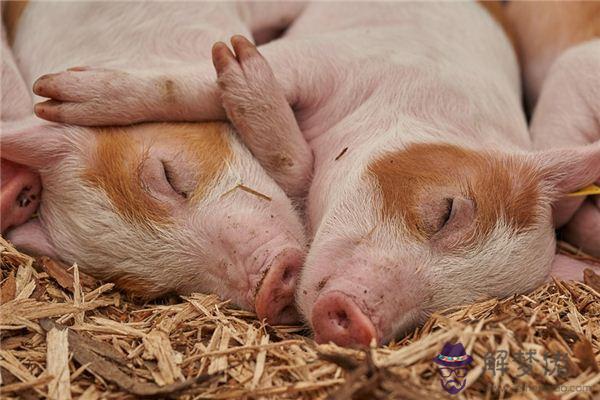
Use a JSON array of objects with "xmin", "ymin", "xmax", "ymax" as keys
[{"xmin": 0, "ymin": 236, "xmax": 599, "ymax": 399}]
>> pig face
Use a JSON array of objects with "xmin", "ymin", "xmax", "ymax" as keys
[
  {"xmin": 2, "ymin": 118, "xmax": 306, "ymax": 324},
  {"xmin": 298, "ymin": 141, "xmax": 600, "ymax": 346}
]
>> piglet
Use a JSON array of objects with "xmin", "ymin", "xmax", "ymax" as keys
[
  {"xmin": 34, "ymin": 2, "xmax": 600, "ymax": 346},
  {"xmin": 1, "ymin": 25, "xmax": 41, "ymax": 233},
  {"xmin": 505, "ymin": 2, "xmax": 600, "ymax": 257},
  {"xmin": 2, "ymin": 1, "xmax": 308, "ymax": 324}
]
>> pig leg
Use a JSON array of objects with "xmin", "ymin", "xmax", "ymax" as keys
[
  {"xmin": 211, "ymin": 36, "xmax": 313, "ymax": 198},
  {"xmin": 33, "ymin": 37, "xmax": 333, "ymax": 130},
  {"xmin": 33, "ymin": 64, "xmax": 227, "ymax": 126}
]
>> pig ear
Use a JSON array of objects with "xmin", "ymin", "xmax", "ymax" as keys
[
  {"xmin": 6, "ymin": 219, "xmax": 59, "ymax": 258},
  {"xmin": 533, "ymin": 141, "xmax": 600, "ymax": 195},
  {"xmin": 530, "ymin": 142, "xmax": 600, "ymax": 226},
  {"xmin": 547, "ymin": 254, "xmax": 600, "ymax": 282},
  {"xmin": 1, "ymin": 116, "xmax": 68, "ymax": 170}
]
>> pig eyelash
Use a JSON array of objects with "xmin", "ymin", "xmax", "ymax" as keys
[
  {"xmin": 442, "ymin": 198, "xmax": 454, "ymax": 227},
  {"xmin": 161, "ymin": 160, "xmax": 189, "ymax": 199}
]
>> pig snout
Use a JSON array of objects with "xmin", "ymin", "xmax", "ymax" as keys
[
  {"xmin": 311, "ymin": 291, "xmax": 378, "ymax": 347},
  {"xmin": 254, "ymin": 247, "xmax": 303, "ymax": 325},
  {"xmin": 204, "ymin": 210, "xmax": 306, "ymax": 325},
  {"xmin": 299, "ymin": 240, "xmax": 427, "ymax": 346},
  {"xmin": 1, "ymin": 159, "xmax": 42, "ymax": 233}
]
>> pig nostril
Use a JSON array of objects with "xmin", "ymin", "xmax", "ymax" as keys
[
  {"xmin": 332, "ymin": 310, "xmax": 350, "ymax": 329},
  {"xmin": 280, "ymin": 305, "xmax": 294, "ymax": 318},
  {"xmin": 17, "ymin": 187, "xmax": 33, "ymax": 208},
  {"xmin": 281, "ymin": 266, "xmax": 294, "ymax": 284}
]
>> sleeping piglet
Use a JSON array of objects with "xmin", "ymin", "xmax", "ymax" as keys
[
  {"xmin": 505, "ymin": 1, "xmax": 600, "ymax": 258},
  {"xmin": 33, "ymin": 2, "xmax": 600, "ymax": 346},
  {"xmin": 1, "ymin": 1, "xmax": 309, "ymax": 324},
  {"xmin": 1, "ymin": 24, "xmax": 41, "ymax": 233}
]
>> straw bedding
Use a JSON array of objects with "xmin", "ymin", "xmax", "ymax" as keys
[{"xmin": 0, "ymin": 236, "xmax": 599, "ymax": 399}]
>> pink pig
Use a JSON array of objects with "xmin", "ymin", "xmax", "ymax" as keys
[
  {"xmin": 1, "ymin": 25, "xmax": 41, "ymax": 233},
  {"xmin": 505, "ymin": 2, "xmax": 600, "ymax": 258},
  {"xmin": 1, "ymin": 2, "xmax": 310, "ymax": 325},
  {"xmin": 27, "ymin": 2, "xmax": 600, "ymax": 346}
]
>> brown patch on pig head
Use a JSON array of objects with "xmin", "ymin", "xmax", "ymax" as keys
[
  {"xmin": 83, "ymin": 122, "xmax": 232, "ymax": 228},
  {"xmin": 368, "ymin": 143, "xmax": 542, "ymax": 248}
]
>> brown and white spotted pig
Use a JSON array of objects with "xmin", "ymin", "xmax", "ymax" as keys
[{"xmin": 1, "ymin": 2, "xmax": 310, "ymax": 325}]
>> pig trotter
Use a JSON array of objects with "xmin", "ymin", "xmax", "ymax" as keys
[{"xmin": 33, "ymin": 68, "xmax": 161, "ymax": 125}]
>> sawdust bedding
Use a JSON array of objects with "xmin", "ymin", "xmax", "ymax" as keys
[{"xmin": 1, "ymin": 236, "xmax": 599, "ymax": 399}]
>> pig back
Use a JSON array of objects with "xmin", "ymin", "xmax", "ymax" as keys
[{"xmin": 10, "ymin": 2, "xmax": 251, "ymax": 93}]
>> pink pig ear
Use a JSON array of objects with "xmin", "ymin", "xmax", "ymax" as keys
[
  {"xmin": 0, "ymin": 116, "xmax": 68, "ymax": 170},
  {"xmin": 6, "ymin": 219, "xmax": 58, "ymax": 259},
  {"xmin": 535, "ymin": 141, "xmax": 600, "ymax": 194},
  {"xmin": 531, "ymin": 141, "xmax": 600, "ymax": 227}
]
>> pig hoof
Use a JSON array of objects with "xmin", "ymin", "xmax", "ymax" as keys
[
  {"xmin": 212, "ymin": 35, "xmax": 269, "ymax": 86},
  {"xmin": 311, "ymin": 292, "xmax": 378, "ymax": 347},
  {"xmin": 32, "ymin": 67, "xmax": 154, "ymax": 125},
  {"xmin": 254, "ymin": 248, "xmax": 303, "ymax": 325}
]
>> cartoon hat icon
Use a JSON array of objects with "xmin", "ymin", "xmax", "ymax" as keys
[{"xmin": 433, "ymin": 342, "xmax": 473, "ymax": 367}]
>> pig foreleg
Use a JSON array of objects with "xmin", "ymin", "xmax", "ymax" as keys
[
  {"xmin": 33, "ymin": 64, "xmax": 227, "ymax": 126},
  {"xmin": 211, "ymin": 36, "xmax": 313, "ymax": 198}
]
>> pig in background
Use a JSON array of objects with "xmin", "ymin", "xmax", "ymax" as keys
[
  {"xmin": 33, "ymin": 1, "xmax": 600, "ymax": 347},
  {"xmin": 505, "ymin": 1, "xmax": 600, "ymax": 259},
  {"xmin": 1, "ymin": 2, "xmax": 309, "ymax": 325},
  {"xmin": 1, "ymin": 24, "xmax": 41, "ymax": 233}
]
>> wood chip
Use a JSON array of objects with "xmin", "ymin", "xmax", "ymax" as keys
[
  {"xmin": 46, "ymin": 324, "xmax": 71, "ymax": 400},
  {"xmin": 36, "ymin": 257, "xmax": 97, "ymax": 292},
  {"xmin": 1, "ymin": 270, "xmax": 17, "ymax": 303}
]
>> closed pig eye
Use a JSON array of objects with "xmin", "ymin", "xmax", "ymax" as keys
[
  {"xmin": 420, "ymin": 196, "xmax": 475, "ymax": 238},
  {"xmin": 438, "ymin": 198, "xmax": 453, "ymax": 230},
  {"xmin": 420, "ymin": 197, "xmax": 455, "ymax": 235},
  {"xmin": 160, "ymin": 160, "xmax": 189, "ymax": 199},
  {"xmin": 432, "ymin": 197, "xmax": 475, "ymax": 238}
]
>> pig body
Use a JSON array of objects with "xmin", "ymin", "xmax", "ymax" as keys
[
  {"xmin": 2, "ymin": 2, "xmax": 310, "ymax": 325},
  {"xmin": 1, "ymin": 21, "xmax": 41, "ymax": 233},
  {"xmin": 31, "ymin": 1, "xmax": 600, "ymax": 346},
  {"xmin": 505, "ymin": 2, "xmax": 600, "ymax": 257}
]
